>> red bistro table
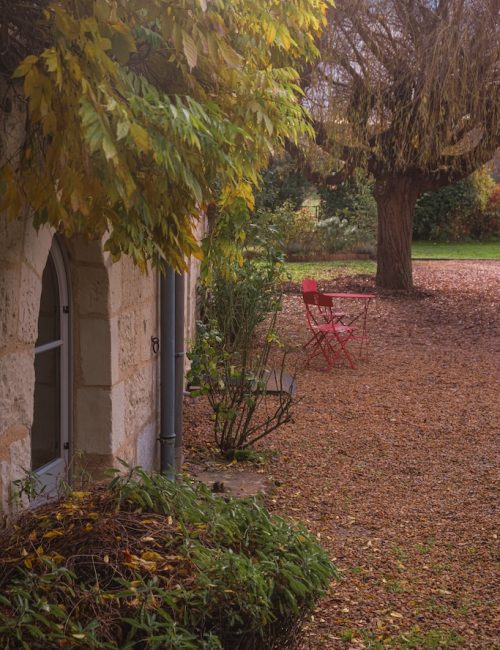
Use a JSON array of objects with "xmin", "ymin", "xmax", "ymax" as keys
[{"xmin": 322, "ymin": 292, "xmax": 376, "ymax": 358}]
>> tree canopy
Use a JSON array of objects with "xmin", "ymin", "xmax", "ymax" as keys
[
  {"xmin": 305, "ymin": 0, "xmax": 499, "ymax": 288},
  {"xmin": 0, "ymin": 0, "xmax": 328, "ymax": 270}
]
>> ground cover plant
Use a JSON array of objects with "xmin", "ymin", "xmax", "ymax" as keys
[{"xmin": 0, "ymin": 467, "xmax": 336, "ymax": 649}]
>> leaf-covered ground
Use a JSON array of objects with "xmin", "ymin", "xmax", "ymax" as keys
[{"xmin": 184, "ymin": 261, "xmax": 499, "ymax": 649}]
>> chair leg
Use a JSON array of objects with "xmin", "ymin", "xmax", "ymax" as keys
[{"xmin": 325, "ymin": 332, "xmax": 357, "ymax": 369}]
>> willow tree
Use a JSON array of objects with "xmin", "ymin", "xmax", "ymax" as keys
[
  {"xmin": 307, "ymin": 0, "xmax": 499, "ymax": 289},
  {"xmin": 0, "ymin": 0, "xmax": 328, "ymax": 271}
]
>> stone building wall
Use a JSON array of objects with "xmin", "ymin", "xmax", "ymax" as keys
[
  {"xmin": 0, "ymin": 83, "xmax": 44, "ymax": 513},
  {"xmin": 1, "ymin": 218, "xmax": 203, "ymax": 514},
  {"xmin": 0, "ymin": 91, "xmax": 205, "ymax": 515},
  {"xmin": 66, "ymin": 238, "xmax": 161, "ymax": 479}
]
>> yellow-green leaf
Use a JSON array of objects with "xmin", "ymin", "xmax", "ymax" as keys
[
  {"xmin": 130, "ymin": 123, "xmax": 151, "ymax": 152},
  {"xmin": 12, "ymin": 55, "xmax": 39, "ymax": 78},
  {"xmin": 182, "ymin": 30, "xmax": 198, "ymax": 70}
]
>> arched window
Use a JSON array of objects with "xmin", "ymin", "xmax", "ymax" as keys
[{"xmin": 32, "ymin": 239, "xmax": 70, "ymax": 494}]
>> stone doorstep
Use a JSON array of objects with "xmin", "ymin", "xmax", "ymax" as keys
[{"xmin": 188, "ymin": 465, "xmax": 268, "ymax": 498}]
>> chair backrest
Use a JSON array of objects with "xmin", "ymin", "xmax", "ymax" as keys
[
  {"xmin": 315, "ymin": 293, "xmax": 333, "ymax": 308},
  {"xmin": 301, "ymin": 278, "xmax": 318, "ymax": 293},
  {"xmin": 302, "ymin": 290, "xmax": 317, "ymax": 306},
  {"xmin": 315, "ymin": 291, "xmax": 335, "ymax": 322},
  {"xmin": 302, "ymin": 291, "xmax": 320, "ymax": 328}
]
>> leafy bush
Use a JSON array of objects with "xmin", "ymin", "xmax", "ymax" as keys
[
  {"xmin": 0, "ymin": 469, "xmax": 336, "ymax": 649},
  {"xmin": 414, "ymin": 168, "xmax": 499, "ymax": 241},
  {"xmin": 259, "ymin": 200, "xmax": 323, "ymax": 256},
  {"xmin": 196, "ymin": 203, "xmax": 294, "ymax": 453},
  {"xmin": 200, "ymin": 203, "xmax": 287, "ymax": 354},
  {"xmin": 188, "ymin": 318, "xmax": 293, "ymax": 453},
  {"xmin": 316, "ymin": 210, "xmax": 360, "ymax": 253},
  {"xmin": 199, "ymin": 255, "xmax": 284, "ymax": 355}
]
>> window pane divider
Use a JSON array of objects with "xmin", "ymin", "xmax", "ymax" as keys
[{"xmin": 35, "ymin": 339, "xmax": 63, "ymax": 355}]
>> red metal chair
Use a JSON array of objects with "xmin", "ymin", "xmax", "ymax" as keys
[
  {"xmin": 301, "ymin": 278, "xmax": 345, "ymax": 329},
  {"xmin": 302, "ymin": 292, "xmax": 357, "ymax": 369}
]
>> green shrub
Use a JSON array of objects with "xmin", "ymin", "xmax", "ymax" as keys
[
  {"xmin": 414, "ymin": 168, "xmax": 499, "ymax": 241},
  {"xmin": 256, "ymin": 200, "xmax": 323, "ymax": 256},
  {"xmin": 0, "ymin": 469, "xmax": 336, "ymax": 649},
  {"xmin": 188, "ymin": 317, "xmax": 294, "ymax": 453},
  {"xmin": 199, "ymin": 255, "xmax": 284, "ymax": 355},
  {"xmin": 196, "ymin": 207, "xmax": 294, "ymax": 454},
  {"xmin": 200, "ymin": 204, "xmax": 286, "ymax": 354}
]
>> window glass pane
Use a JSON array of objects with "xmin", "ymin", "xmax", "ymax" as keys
[
  {"xmin": 32, "ymin": 347, "xmax": 61, "ymax": 470},
  {"xmin": 36, "ymin": 254, "xmax": 59, "ymax": 346}
]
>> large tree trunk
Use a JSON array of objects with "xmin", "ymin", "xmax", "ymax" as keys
[{"xmin": 374, "ymin": 176, "xmax": 421, "ymax": 290}]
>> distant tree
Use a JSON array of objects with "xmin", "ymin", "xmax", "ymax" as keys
[
  {"xmin": 414, "ymin": 167, "xmax": 499, "ymax": 240},
  {"xmin": 254, "ymin": 155, "xmax": 312, "ymax": 213},
  {"xmin": 0, "ymin": 0, "xmax": 328, "ymax": 271},
  {"xmin": 305, "ymin": 0, "xmax": 499, "ymax": 288}
]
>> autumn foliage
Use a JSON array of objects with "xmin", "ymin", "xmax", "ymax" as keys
[{"xmin": 0, "ymin": 0, "xmax": 328, "ymax": 270}]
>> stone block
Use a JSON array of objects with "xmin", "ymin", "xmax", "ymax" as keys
[
  {"xmin": 79, "ymin": 317, "xmax": 114, "ymax": 386},
  {"xmin": 118, "ymin": 310, "xmax": 138, "ymax": 373},
  {"xmin": 18, "ymin": 263, "xmax": 42, "ymax": 345},
  {"xmin": 23, "ymin": 223, "xmax": 52, "ymax": 277},
  {"xmin": 0, "ymin": 425, "xmax": 29, "ymax": 462},
  {"xmin": 9, "ymin": 435, "xmax": 30, "ymax": 474},
  {"xmin": 0, "ymin": 267, "xmax": 19, "ymax": 350},
  {"xmin": 110, "ymin": 381, "xmax": 126, "ymax": 451},
  {"xmin": 0, "ymin": 435, "xmax": 30, "ymax": 515},
  {"xmin": 75, "ymin": 387, "xmax": 113, "ymax": 455},
  {"xmin": 120, "ymin": 258, "xmax": 156, "ymax": 309},
  {"xmin": 0, "ymin": 350, "xmax": 35, "ymax": 431},
  {"xmin": 138, "ymin": 300, "xmax": 158, "ymax": 364},
  {"xmin": 77, "ymin": 266, "xmax": 109, "ymax": 316},
  {"xmin": 136, "ymin": 422, "xmax": 158, "ymax": 471},
  {"xmin": 124, "ymin": 363, "xmax": 155, "ymax": 438},
  {"xmin": 74, "ymin": 452, "xmax": 115, "ymax": 482},
  {"xmin": 108, "ymin": 261, "xmax": 122, "ymax": 314},
  {"xmin": 0, "ymin": 214, "xmax": 24, "ymax": 265},
  {"xmin": 69, "ymin": 236, "xmax": 105, "ymax": 265}
]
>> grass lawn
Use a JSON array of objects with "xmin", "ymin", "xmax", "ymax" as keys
[
  {"xmin": 412, "ymin": 240, "xmax": 500, "ymax": 259},
  {"xmin": 283, "ymin": 260, "xmax": 375, "ymax": 282},
  {"xmin": 284, "ymin": 240, "xmax": 499, "ymax": 281}
]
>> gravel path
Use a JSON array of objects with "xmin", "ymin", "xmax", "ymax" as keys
[{"xmin": 185, "ymin": 261, "xmax": 499, "ymax": 649}]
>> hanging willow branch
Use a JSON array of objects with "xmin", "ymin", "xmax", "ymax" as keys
[{"xmin": 307, "ymin": 0, "xmax": 500, "ymax": 189}]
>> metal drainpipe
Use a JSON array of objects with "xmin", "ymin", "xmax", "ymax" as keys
[
  {"xmin": 159, "ymin": 267, "xmax": 176, "ymax": 479},
  {"xmin": 174, "ymin": 272, "xmax": 185, "ymax": 472}
]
